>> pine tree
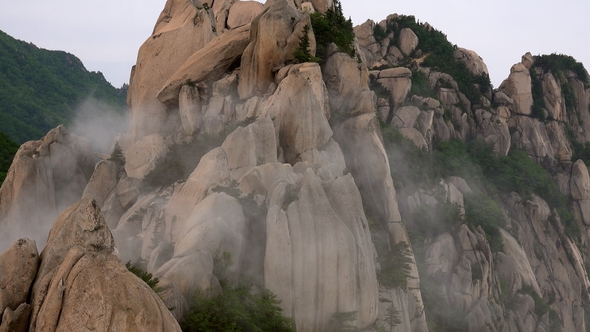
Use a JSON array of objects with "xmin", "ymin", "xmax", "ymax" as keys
[
  {"xmin": 294, "ymin": 25, "xmax": 312, "ymax": 63},
  {"xmin": 109, "ymin": 141, "xmax": 125, "ymax": 165}
]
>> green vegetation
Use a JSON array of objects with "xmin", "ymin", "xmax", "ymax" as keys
[
  {"xmin": 381, "ymin": 125, "xmax": 580, "ymax": 332},
  {"xmin": 0, "ymin": 131, "xmax": 19, "ymax": 186},
  {"xmin": 500, "ymin": 279, "xmax": 563, "ymax": 332},
  {"xmin": 182, "ymin": 286, "xmax": 294, "ymax": 332},
  {"xmin": 530, "ymin": 68, "xmax": 547, "ymax": 121},
  {"xmin": 534, "ymin": 53, "xmax": 588, "ymax": 85},
  {"xmin": 409, "ymin": 202, "xmax": 463, "ymax": 240},
  {"xmin": 518, "ymin": 285, "xmax": 552, "ymax": 318},
  {"xmin": 382, "ymin": 124, "xmax": 579, "ymax": 242},
  {"xmin": 309, "ymin": 0, "xmax": 355, "ymax": 60},
  {"xmin": 530, "ymin": 54, "xmax": 589, "ymax": 120},
  {"xmin": 376, "ymin": 241, "xmax": 414, "ymax": 289},
  {"xmin": 567, "ymin": 126, "xmax": 590, "ymax": 166},
  {"xmin": 409, "ymin": 70, "xmax": 436, "ymax": 99},
  {"xmin": 108, "ymin": 142, "xmax": 125, "ymax": 165},
  {"xmin": 328, "ymin": 311, "xmax": 358, "ymax": 332},
  {"xmin": 181, "ymin": 252, "xmax": 294, "ymax": 332},
  {"xmin": 0, "ymin": 29, "xmax": 127, "ymax": 143},
  {"xmin": 373, "ymin": 15, "xmax": 492, "ymax": 105},
  {"xmin": 464, "ymin": 193, "xmax": 507, "ymax": 252},
  {"xmin": 125, "ymin": 261, "xmax": 160, "ymax": 292},
  {"xmin": 293, "ymin": 25, "xmax": 315, "ymax": 63},
  {"xmin": 374, "ymin": 302, "xmax": 402, "ymax": 332}
]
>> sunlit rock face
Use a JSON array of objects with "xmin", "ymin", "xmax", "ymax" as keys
[
  {"xmin": 127, "ymin": 0, "xmax": 216, "ymax": 142},
  {"xmin": 24, "ymin": 198, "xmax": 181, "ymax": 332}
]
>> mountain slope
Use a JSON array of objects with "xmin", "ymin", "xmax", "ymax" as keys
[
  {"xmin": 0, "ymin": 132, "xmax": 18, "ymax": 186},
  {"xmin": 0, "ymin": 29, "xmax": 127, "ymax": 143}
]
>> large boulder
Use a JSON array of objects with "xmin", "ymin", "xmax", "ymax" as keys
[
  {"xmin": 398, "ymin": 28, "xmax": 418, "ymax": 56},
  {"xmin": 310, "ymin": 0, "xmax": 333, "ymax": 13},
  {"xmin": 124, "ymin": 133, "xmax": 168, "ymax": 179},
  {"xmin": 178, "ymin": 84, "xmax": 203, "ymax": 136},
  {"xmin": 221, "ymin": 117, "xmax": 278, "ymax": 180},
  {"xmin": 335, "ymin": 113, "xmax": 401, "ymax": 225},
  {"xmin": 376, "ymin": 67, "xmax": 412, "ymax": 107},
  {"xmin": 571, "ymin": 159, "xmax": 590, "ymax": 200},
  {"xmin": 127, "ymin": 0, "xmax": 216, "ymax": 140},
  {"xmin": 28, "ymin": 198, "xmax": 181, "ymax": 331},
  {"xmin": 259, "ymin": 63, "xmax": 341, "ymax": 175},
  {"xmin": 391, "ymin": 106, "xmax": 421, "ymax": 128},
  {"xmin": 324, "ymin": 47, "xmax": 428, "ymax": 331},
  {"xmin": 238, "ymin": 0, "xmax": 316, "ymax": 99},
  {"xmin": 499, "ymin": 61, "xmax": 533, "ymax": 115},
  {"xmin": 0, "ymin": 125, "xmax": 95, "ymax": 251},
  {"xmin": 157, "ymin": 24, "xmax": 251, "ymax": 105},
  {"xmin": 212, "ymin": 0, "xmax": 238, "ymax": 33},
  {"xmin": 454, "ymin": 48, "xmax": 489, "ymax": 76},
  {"xmin": 495, "ymin": 230, "xmax": 540, "ymax": 295},
  {"xmin": 227, "ymin": 1, "xmax": 264, "ymax": 29},
  {"xmin": 509, "ymin": 115, "xmax": 554, "ymax": 162},
  {"xmin": 354, "ymin": 20, "xmax": 381, "ymax": 67},
  {"xmin": 474, "ymin": 108, "xmax": 511, "ymax": 156},
  {"xmin": 322, "ymin": 50, "xmax": 370, "ymax": 113},
  {"xmin": 82, "ymin": 160, "xmax": 119, "ymax": 207},
  {"xmin": 0, "ymin": 238, "xmax": 39, "ymax": 330}
]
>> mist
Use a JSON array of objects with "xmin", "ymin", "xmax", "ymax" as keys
[
  {"xmin": 70, "ymin": 97, "xmax": 130, "ymax": 154},
  {"xmin": 0, "ymin": 96, "xmax": 130, "ymax": 253}
]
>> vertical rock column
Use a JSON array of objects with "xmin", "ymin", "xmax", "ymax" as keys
[{"xmin": 325, "ymin": 49, "xmax": 429, "ymax": 331}]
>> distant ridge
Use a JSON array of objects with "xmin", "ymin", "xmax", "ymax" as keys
[{"xmin": 0, "ymin": 29, "xmax": 127, "ymax": 143}]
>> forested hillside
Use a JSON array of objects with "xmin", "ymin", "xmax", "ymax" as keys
[
  {"xmin": 0, "ymin": 29, "xmax": 127, "ymax": 143},
  {"xmin": 0, "ymin": 132, "xmax": 18, "ymax": 186}
]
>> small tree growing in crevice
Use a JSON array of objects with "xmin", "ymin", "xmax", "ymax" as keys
[
  {"xmin": 293, "ymin": 25, "xmax": 314, "ymax": 63},
  {"xmin": 126, "ymin": 261, "xmax": 160, "ymax": 292},
  {"xmin": 109, "ymin": 141, "xmax": 125, "ymax": 165},
  {"xmin": 329, "ymin": 311, "xmax": 358, "ymax": 332}
]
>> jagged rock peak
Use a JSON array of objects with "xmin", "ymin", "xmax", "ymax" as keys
[
  {"xmin": 0, "ymin": 125, "xmax": 95, "ymax": 252},
  {"xmin": 27, "ymin": 197, "xmax": 181, "ymax": 331}
]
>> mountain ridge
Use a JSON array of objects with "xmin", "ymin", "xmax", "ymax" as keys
[{"xmin": 0, "ymin": 29, "xmax": 127, "ymax": 144}]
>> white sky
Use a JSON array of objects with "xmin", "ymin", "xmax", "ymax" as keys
[{"xmin": 0, "ymin": 0, "xmax": 588, "ymax": 88}]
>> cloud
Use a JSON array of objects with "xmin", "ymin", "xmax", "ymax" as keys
[{"xmin": 70, "ymin": 98, "xmax": 130, "ymax": 154}]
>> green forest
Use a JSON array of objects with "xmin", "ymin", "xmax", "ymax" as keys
[
  {"xmin": 0, "ymin": 29, "xmax": 127, "ymax": 144},
  {"xmin": 0, "ymin": 29, "xmax": 128, "ymax": 187},
  {"xmin": 0, "ymin": 132, "xmax": 18, "ymax": 185}
]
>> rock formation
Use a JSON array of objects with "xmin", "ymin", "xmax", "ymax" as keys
[
  {"xmin": 2, "ymin": 1, "xmax": 590, "ymax": 332},
  {"xmin": 0, "ymin": 198, "xmax": 181, "ymax": 331},
  {"xmin": 0, "ymin": 125, "xmax": 94, "ymax": 251}
]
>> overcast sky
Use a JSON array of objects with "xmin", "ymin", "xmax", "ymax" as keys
[{"xmin": 1, "ymin": 0, "xmax": 588, "ymax": 88}]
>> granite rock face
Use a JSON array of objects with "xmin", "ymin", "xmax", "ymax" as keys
[
  {"xmin": 127, "ymin": 0, "xmax": 216, "ymax": 141},
  {"xmin": 0, "ymin": 125, "xmax": 94, "ymax": 251},
  {"xmin": 0, "ymin": 199, "xmax": 182, "ymax": 332},
  {"xmin": 3, "ymin": 3, "xmax": 590, "ymax": 332}
]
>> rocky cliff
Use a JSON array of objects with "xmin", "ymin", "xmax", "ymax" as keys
[{"xmin": 1, "ymin": 1, "xmax": 590, "ymax": 331}]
